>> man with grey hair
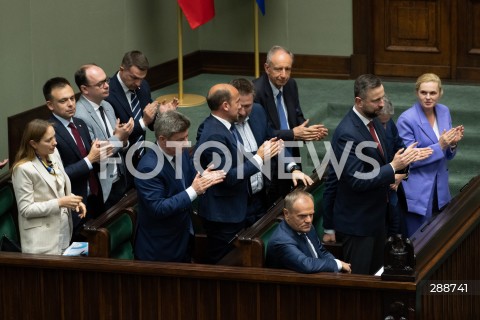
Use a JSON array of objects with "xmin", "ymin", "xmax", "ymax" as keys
[
  {"xmin": 134, "ymin": 111, "xmax": 225, "ymax": 262},
  {"xmin": 266, "ymin": 189, "xmax": 351, "ymax": 273},
  {"xmin": 253, "ymin": 45, "xmax": 328, "ymax": 206}
]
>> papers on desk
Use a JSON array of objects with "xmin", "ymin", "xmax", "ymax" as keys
[
  {"xmin": 374, "ymin": 266, "xmax": 384, "ymax": 276},
  {"xmin": 63, "ymin": 242, "xmax": 88, "ymax": 256}
]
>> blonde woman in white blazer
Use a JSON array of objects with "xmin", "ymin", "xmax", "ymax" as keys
[{"xmin": 11, "ymin": 119, "xmax": 86, "ymax": 254}]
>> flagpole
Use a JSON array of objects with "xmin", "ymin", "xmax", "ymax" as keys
[
  {"xmin": 254, "ymin": 0, "xmax": 260, "ymax": 78},
  {"xmin": 156, "ymin": 5, "xmax": 205, "ymax": 107}
]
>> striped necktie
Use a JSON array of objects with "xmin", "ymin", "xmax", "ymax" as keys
[
  {"xmin": 130, "ymin": 90, "xmax": 145, "ymax": 156},
  {"xmin": 130, "ymin": 90, "xmax": 142, "ymax": 122}
]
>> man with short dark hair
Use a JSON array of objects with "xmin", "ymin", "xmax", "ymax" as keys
[
  {"xmin": 43, "ymin": 77, "xmax": 112, "ymax": 233},
  {"xmin": 106, "ymin": 50, "xmax": 177, "ymax": 168},
  {"xmin": 322, "ymin": 74, "xmax": 431, "ymax": 274},
  {"xmin": 231, "ymin": 78, "xmax": 313, "ymax": 225},
  {"xmin": 266, "ymin": 189, "xmax": 351, "ymax": 273}
]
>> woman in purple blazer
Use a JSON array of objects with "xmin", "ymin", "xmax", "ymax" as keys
[{"xmin": 397, "ymin": 73, "xmax": 464, "ymax": 237}]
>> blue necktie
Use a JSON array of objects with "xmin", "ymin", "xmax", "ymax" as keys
[
  {"xmin": 230, "ymin": 125, "xmax": 243, "ymax": 145},
  {"xmin": 276, "ymin": 91, "xmax": 289, "ymax": 130},
  {"xmin": 130, "ymin": 90, "xmax": 145, "ymax": 156},
  {"xmin": 130, "ymin": 90, "xmax": 142, "ymax": 122},
  {"xmin": 277, "ymin": 91, "xmax": 293, "ymax": 159}
]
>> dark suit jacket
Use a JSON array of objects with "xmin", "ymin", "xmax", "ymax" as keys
[
  {"xmin": 196, "ymin": 103, "xmax": 272, "ymax": 147},
  {"xmin": 50, "ymin": 115, "xmax": 102, "ymax": 203},
  {"xmin": 106, "ymin": 72, "xmax": 153, "ymax": 146},
  {"xmin": 247, "ymin": 103, "xmax": 274, "ymax": 145},
  {"xmin": 195, "ymin": 115, "xmax": 261, "ymax": 223},
  {"xmin": 134, "ymin": 148, "xmax": 195, "ymax": 262},
  {"xmin": 253, "ymin": 73, "xmax": 306, "ymax": 141},
  {"xmin": 266, "ymin": 220, "xmax": 338, "ymax": 273},
  {"xmin": 326, "ymin": 108, "xmax": 395, "ymax": 237}
]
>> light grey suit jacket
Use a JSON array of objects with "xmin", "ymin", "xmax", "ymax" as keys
[
  {"xmin": 12, "ymin": 149, "xmax": 73, "ymax": 255},
  {"xmin": 74, "ymin": 95, "xmax": 127, "ymax": 201}
]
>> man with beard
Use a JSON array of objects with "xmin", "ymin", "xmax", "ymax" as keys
[{"xmin": 322, "ymin": 74, "xmax": 431, "ymax": 274}]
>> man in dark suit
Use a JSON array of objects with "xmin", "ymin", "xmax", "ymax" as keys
[
  {"xmin": 231, "ymin": 78, "xmax": 313, "ymax": 225},
  {"xmin": 266, "ymin": 189, "xmax": 351, "ymax": 273},
  {"xmin": 134, "ymin": 111, "xmax": 225, "ymax": 262},
  {"xmin": 322, "ymin": 74, "xmax": 425, "ymax": 274},
  {"xmin": 43, "ymin": 77, "xmax": 112, "ymax": 231},
  {"xmin": 73, "ymin": 64, "xmax": 134, "ymax": 210},
  {"xmin": 106, "ymin": 50, "xmax": 176, "ymax": 169},
  {"xmin": 253, "ymin": 45, "xmax": 328, "ymax": 205},
  {"xmin": 195, "ymin": 83, "xmax": 282, "ymax": 264}
]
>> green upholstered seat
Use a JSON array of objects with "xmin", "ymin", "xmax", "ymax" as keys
[
  {"xmin": 260, "ymin": 221, "xmax": 279, "ymax": 260},
  {"xmin": 0, "ymin": 185, "xmax": 19, "ymax": 243},
  {"xmin": 106, "ymin": 212, "xmax": 134, "ymax": 260}
]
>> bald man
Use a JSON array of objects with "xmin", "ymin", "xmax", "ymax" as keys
[{"xmin": 195, "ymin": 83, "xmax": 282, "ymax": 263}]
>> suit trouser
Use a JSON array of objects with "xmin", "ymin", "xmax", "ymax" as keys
[
  {"xmin": 201, "ymin": 218, "xmax": 245, "ymax": 264},
  {"xmin": 338, "ymin": 230, "xmax": 386, "ymax": 275},
  {"xmin": 104, "ymin": 177, "xmax": 129, "ymax": 211},
  {"xmin": 245, "ymin": 190, "xmax": 267, "ymax": 228}
]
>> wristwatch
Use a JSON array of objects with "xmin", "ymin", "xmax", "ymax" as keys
[{"xmin": 289, "ymin": 164, "xmax": 301, "ymax": 173}]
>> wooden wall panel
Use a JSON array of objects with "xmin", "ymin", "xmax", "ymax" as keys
[
  {"xmin": 373, "ymin": 0, "xmax": 452, "ymax": 78},
  {"xmin": 456, "ymin": 0, "xmax": 480, "ymax": 80}
]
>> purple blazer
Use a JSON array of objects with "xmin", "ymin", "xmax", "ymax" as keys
[{"xmin": 397, "ymin": 102, "xmax": 456, "ymax": 216}]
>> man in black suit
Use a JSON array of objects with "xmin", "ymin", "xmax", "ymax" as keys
[
  {"xmin": 322, "ymin": 74, "xmax": 424, "ymax": 274},
  {"xmin": 43, "ymin": 77, "xmax": 112, "ymax": 232},
  {"xmin": 253, "ymin": 45, "xmax": 328, "ymax": 205},
  {"xmin": 106, "ymin": 50, "xmax": 176, "ymax": 169}
]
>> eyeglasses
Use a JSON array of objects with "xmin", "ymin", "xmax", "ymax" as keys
[{"xmin": 86, "ymin": 77, "xmax": 110, "ymax": 88}]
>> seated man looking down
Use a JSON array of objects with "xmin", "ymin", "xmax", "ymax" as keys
[{"xmin": 266, "ymin": 189, "xmax": 351, "ymax": 274}]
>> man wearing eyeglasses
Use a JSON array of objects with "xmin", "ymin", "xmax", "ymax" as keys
[
  {"xmin": 74, "ymin": 64, "xmax": 134, "ymax": 210},
  {"xmin": 106, "ymin": 51, "xmax": 177, "ymax": 170}
]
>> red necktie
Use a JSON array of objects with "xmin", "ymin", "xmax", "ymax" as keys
[
  {"xmin": 367, "ymin": 121, "xmax": 384, "ymax": 157},
  {"xmin": 68, "ymin": 122, "xmax": 99, "ymax": 196}
]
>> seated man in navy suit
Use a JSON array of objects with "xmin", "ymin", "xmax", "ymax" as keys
[
  {"xmin": 266, "ymin": 189, "xmax": 351, "ymax": 274},
  {"xmin": 134, "ymin": 111, "xmax": 225, "ymax": 262}
]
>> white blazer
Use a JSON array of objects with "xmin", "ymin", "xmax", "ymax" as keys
[{"xmin": 12, "ymin": 149, "xmax": 73, "ymax": 254}]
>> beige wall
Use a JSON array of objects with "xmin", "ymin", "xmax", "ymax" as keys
[{"xmin": 0, "ymin": 0, "xmax": 352, "ymax": 162}]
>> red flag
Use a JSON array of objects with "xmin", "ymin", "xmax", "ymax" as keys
[{"xmin": 177, "ymin": 0, "xmax": 215, "ymax": 29}]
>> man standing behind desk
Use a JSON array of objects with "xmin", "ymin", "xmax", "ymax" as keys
[
  {"xmin": 43, "ymin": 77, "xmax": 112, "ymax": 231},
  {"xmin": 253, "ymin": 45, "xmax": 328, "ymax": 205},
  {"xmin": 196, "ymin": 83, "xmax": 283, "ymax": 264},
  {"xmin": 324, "ymin": 74, "xmax": 431, "ymax": 274},
  {"xmin": 74, "ymin": 64, "xmax": 134, "ymax": 210},
  {"xmin": 134, "ymin": 111, "xmax": 225, "ymax": 262}
]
